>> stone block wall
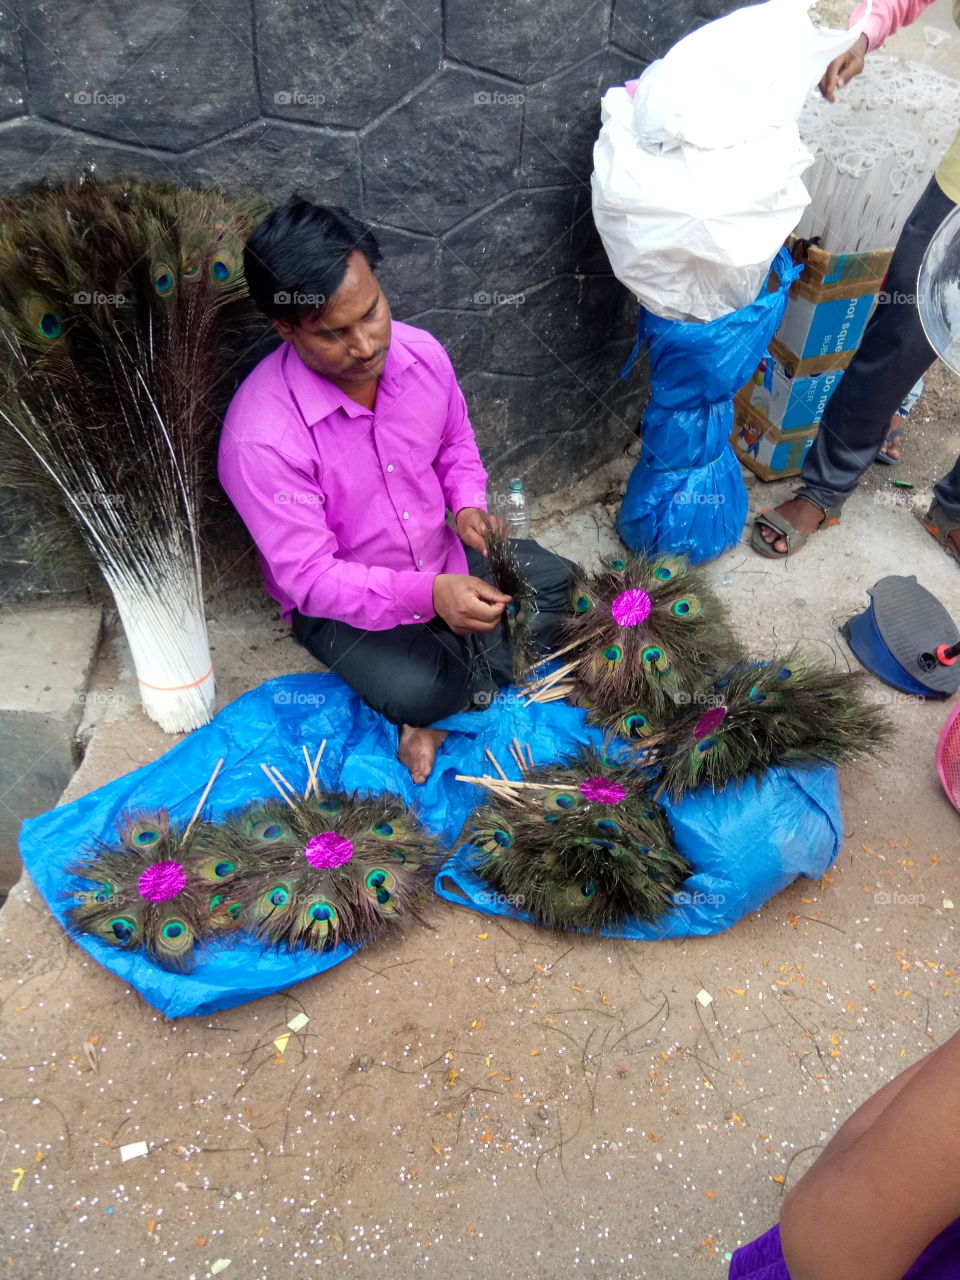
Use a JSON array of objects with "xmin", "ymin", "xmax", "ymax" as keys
[{"xmin": 0, "ymin": 0, "xmax": 744, "ymax": 598}]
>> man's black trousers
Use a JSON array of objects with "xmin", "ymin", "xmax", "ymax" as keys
[{"xmin": 291, "ymin": 539, "xmax": 576, "ymax": 727}]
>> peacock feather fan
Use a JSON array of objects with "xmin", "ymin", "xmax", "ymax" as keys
[
  {"xmin": 557, "ymin": 552, "xmax": 737, "ymax": 728},
  {"xmin": 464, "ymin": 750, "xmax": 692, "ymax": 931},
  {"xmin": 66, "ymin": 811, "xmax": 243, "ymax": 971},
  {"xmin": 484, "ymin": 520, "xmax": 537, "ymax": 679},
  {"xmin": 206, "ymin": 793, "xmax": 440, "ymax": 952},
  {"xmin": 0, "ymin": 177, "xmax": 265, "ymax": 733},
  {"xmin": 650, "ymin": 652, "xmax": 893, "ymax": 798}
]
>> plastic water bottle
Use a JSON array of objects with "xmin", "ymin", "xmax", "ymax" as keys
[{"xmin": 504, "ymin": 477, "xmax": 529, "ymax": 539}]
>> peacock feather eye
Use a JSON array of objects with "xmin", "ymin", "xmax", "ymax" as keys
[
  {"xmin": 373, "ymin": 822, "xmax": 394, "ymax": 837},
  {"xmin": 542, "ymin": 813, "xmax": 560, "ymax": 824},
  {"xmin": 364, "ymin": 867, "xmax": 398, "ymax": 911},
  {"xmin": 294, "ymin": 895, "xmax": 338, "ymax": 945},
  {"xmin": 544, "ymin": 791, "xmax": 578, "ymax": 812},
  {"xmin": 317, "ymin": 798, "xmax": 342, "ymax": 813},
  {"xmin": 179, "ymin": 252, "xmax": 202, "ymax": 280},
  {"xmin": 476, "ymin": 826, "xmax": 513, "ymax": 853},
  {"xmin": 97, "ymin": 915, "xmax": 137, "ymax": 945},
  {"xmin": 776, "ymin": 667, "xmax": 793, "ymax": 681},
  {"xmin": 574, "ymin": 593, "xmax": 594, "ymax": 613},
  {"xmin": 196, "ymin": 855, "xmax": 236, "ymax": 882},
  {"xmin": 152, "ymin": 264, "xmax": 175, "ymax": 295},
  {"xmin": 209, "ymin": 892, "xmax": 242, "ymax": 928},
  {"xmin": 595, "ymin": 819, "xmax": 622, "ymax": 836},
  {"xmin": 125, "ymin": 821, "xmax": 161, "ymax": 849},
  {"xmin": 25, "ymin": 297, "xmax": 64, "ymax": 340},
  {"xmin": 248, "ymin": 815, "xmax": 287, "ymax": 842},
  {"xmin": 209, "ymin": 249, "xmax": 238, "ymax": 283},
  {"xmin": 671, "ymin": 597, "xmax": 701, "ymax": 618},
  {"xmin": 608, "ymin": 558, "xmax": 626, "ymax": 571},
  {"xmin": 695, "ymin": 737, "xmax": 719, "ymax": 753},
  {"xmin": 642, "ymin": 646, "xmax": 663, "ymax": 663},
  {"xmin": 254, "ymin": 881, "xmax": 292, "ymax": 920},
  {"xmin": 652, "ymin": 556, "xmax": 682, "ymax": 582},
  {"xmin": 623, "ymin": 711, "xmax": 652, "ymax": 739},
  {"xmin": 116, "ymin": 277, "xmax": 136, "ymax": 304},
  {"xmin": 157, "ymin": 917, "xmax": 194, "ymax": 959},
  {"xmin": 748, "ymin": 685, "xmax": 767, "ymax": 703},
  {"xmin": 599, "ymin": 645, "xmax": 623, "ymax": 674},
  {"xmin": 586, "ymin": 839, "xmax": 617, "ymax": 852},
  {"xmin": 581, "ymin": 882, "xmax": 597, "ymax": 899}
]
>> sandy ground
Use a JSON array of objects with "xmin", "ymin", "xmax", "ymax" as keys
[{"xmin": 3, "ymin": 9, "xmax": 960, "ymax": 1280}]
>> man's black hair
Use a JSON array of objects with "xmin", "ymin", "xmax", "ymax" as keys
[{"xmin": 243, "ymin": 197, "xmax": 382, "ymax": 324}]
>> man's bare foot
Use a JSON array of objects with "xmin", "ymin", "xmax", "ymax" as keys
[
  {"xmin": 756, "ymin": 497, "xmax": 826, "ymax": 555},
  {"xmin": 398, "ymin": 725, "xmax": 447, "ymax": 784}
]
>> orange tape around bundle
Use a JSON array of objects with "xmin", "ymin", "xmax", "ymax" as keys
[{"xmin": 137, "ymin": 664, "xmax": 214, "ymax": 692}]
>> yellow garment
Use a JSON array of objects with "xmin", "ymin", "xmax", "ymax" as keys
[{"xmin": 934, "ymin": 0, "xmax": 960, "ymax": 200}]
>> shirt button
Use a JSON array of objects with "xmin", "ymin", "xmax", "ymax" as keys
[
  {"xmin": 386, "ymin": 464, "xmax": 395, "ymax": 473},
  {"xmin": 418, "ymin": 558, "xmax": 424, "ymax": 566},
  {"xmin": 413, "ymin": 613, "xmax": 422, "ymax": 620},
  {"xmin": 402, "ymin": 511, "xmax": 410, "ymax": 520}
]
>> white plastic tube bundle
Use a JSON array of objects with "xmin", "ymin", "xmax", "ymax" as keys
[{"xmin": 795, "ymin": 55, "xmax": 960, "ymax": 253}]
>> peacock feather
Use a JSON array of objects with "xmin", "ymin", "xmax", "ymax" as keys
[
  {"xmin": 557, "ymin": 553, "xmax": 736, "ymax": 724},
  {"xmin": 66, "ymin": 811, "xmax": 240, "ymax": 970},
  {"xmin": 484, "ymin": 521, "xmax": 537, "ymax": 680},
  {"xmin": 205, "ymin": 792, "xmax": 440, "ymax": 952},
  {"xmin": 464, "ymin": 750, "xmax": 692, "ymax": 931},
  {"xmin": 0, "ymin": 177, "xmax": 265, "ymax": 733},
  {"xmin": 650, "ymin": 652, "xmax": 893, "ymax": 798}
]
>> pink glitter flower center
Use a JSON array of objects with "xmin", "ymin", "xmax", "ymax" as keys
[
  {"xmin": 579, "ymin": 777, "xmax": 626, "ymax": 805},
  {"xmin": 305, "ymin": 832, "xmax": 354, "ymax": 869},
  {"xmin": 694, "ymin": 705, "xmax": 727, "ymax": 739},
  {"xmin": 610, "ymin": 588, "xmax": 652, "ymax": 627},
  {"xmin": 138, "ymin": 860, "xmax": 187, "ymax": 903}
]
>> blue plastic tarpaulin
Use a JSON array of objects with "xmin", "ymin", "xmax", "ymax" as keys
[
  {"xmin": 19, "ymin": 672, "xmax": 842, "ymax": 1016},
  {"xmin": 617, "ymin": 247, "xmax": 804, "ymax": 562}
]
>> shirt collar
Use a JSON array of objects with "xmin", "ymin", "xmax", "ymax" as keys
[{"xmin": 282, "ymin": 329, "xmax": 418, "ymax": 428}]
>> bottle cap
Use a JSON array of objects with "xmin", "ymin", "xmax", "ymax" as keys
[{"xmin": 508, "ymin": 477, "xmax": 524, "ymax": 491}]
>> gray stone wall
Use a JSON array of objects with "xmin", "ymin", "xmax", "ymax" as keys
[{"xmin": 0, "ymin": 0, "xmax": 744, "ymax": 599}]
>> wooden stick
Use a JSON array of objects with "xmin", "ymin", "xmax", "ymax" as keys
[
  {"xmin": 522, "ymin": 660, "xmax": 579, "ymax": 697},
  {"xmin": 183, "ymin": 756, "xmax": 224, "ymax": 840},
  {"xmin": 484, "ymin": 747, "xmax": 510, "ymax": 781},
  {"xmin": 525, "ymin": 742, "xmax": 535, "ymax": 769},
  {"xmin": 302, "ymin": 744, "xmax": 317, "ymax": 797},
  {"xmin": 525, "ymin": 637, "xmax": 584, "ymax": 671},
  {"xmin": 509, "ymin": 738, "xmax": 527, "ymax": 774},
  {"xmin": 260, "ymin": 763, "xmax": 299, "ymax": 811}
]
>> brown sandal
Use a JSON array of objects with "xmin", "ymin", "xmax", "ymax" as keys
[
  {"xmin": 920, "ymin": 501, "xmax": 960, "ymax": 563},
  {"xmin": 750, "ymin": 503, "xmax": 842, "ymax": 559}
]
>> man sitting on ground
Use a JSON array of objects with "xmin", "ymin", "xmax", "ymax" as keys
[{"xmin": 219, "ymin": 198, "xmax": 574, "ymax": 783}]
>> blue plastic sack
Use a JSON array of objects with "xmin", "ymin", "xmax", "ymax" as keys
[
  {"xmin": 435, "ymin": 764, "xmax": 842, "ymax": 938},
  {"xmin": 617, "ymin": 248, "xmax": 804, "ymax": 562},
  {"xmin": 19, "ymin": 671, "xmax": 843, "ymax": 1013},
  {"xmin": 18, "ymin": 674, "xmax": 603, "ymax": 1017}
]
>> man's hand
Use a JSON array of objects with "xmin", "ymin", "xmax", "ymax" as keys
[
  {"xmin": 819, "ymin": 32, "xmax": 868, "ymax": 102},
  {"xmin": 455, "ymin": 506, "xmax": 507, "ymax": 557},
  {"xmin": 433, "ymin": 573, "xmax": 511, "ymax": 634}
]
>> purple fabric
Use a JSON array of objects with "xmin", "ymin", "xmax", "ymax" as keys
[
  {"xmin": 610, "ymin": 588, "xmax": 652, "ymax": 627},
  {"xmin": 729, "ymin": 1218, "xmax": 960, "ymax": 1279},
  {"xmin": 137, "ymin": 861, "xmax": 187, "ymax": 902},
  {"xmin": 218, "ymin": 322, "xmax": 489, "ymax": 630},
  {"xmin": 579, "ymin": 777, "xmax": 627, "ymax": 805}
]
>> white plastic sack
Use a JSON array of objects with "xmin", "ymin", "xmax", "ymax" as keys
[
  {"xmin": 631, "ymin": 0, "xmax": 871, "ymax": 153},
  {"xmin": 592, "ymin": 86, "xmax": 813, "ymax": 321},
  {"xmin": 591, "ymin": 0, "xmax": 875, "ymax": 321}
]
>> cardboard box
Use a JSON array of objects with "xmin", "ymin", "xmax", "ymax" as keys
[
  {"xmin": 772, "ymin": 289, "xmax": 878, "ymax": 374},
  {"xmin": 787, "ymin": 236, "xmax": 893, "ymax": 301},
  {"xmin": 739, "ymin": 358, "xmax": 844, "ymax": 435},
  {"xmin": 732, "ymin": 399, "xmax": 817, "ymax": 481}
]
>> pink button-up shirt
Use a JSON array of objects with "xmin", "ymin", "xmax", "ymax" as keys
[{"xmin": 218, "ymin": 321, "xmax": 489, "ymax": 630}]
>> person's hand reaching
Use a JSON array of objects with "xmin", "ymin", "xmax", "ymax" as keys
[
  {"xmin": 819, "ymin": 32, "xmax": 868, "ymax": 102},
  {"xmin": 455, "ymin": 506, "xmax": 507, "ymax": 557},
  {"xmin": 432, "ymin": 573, "xmax": 510, "ymax": 634}
]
